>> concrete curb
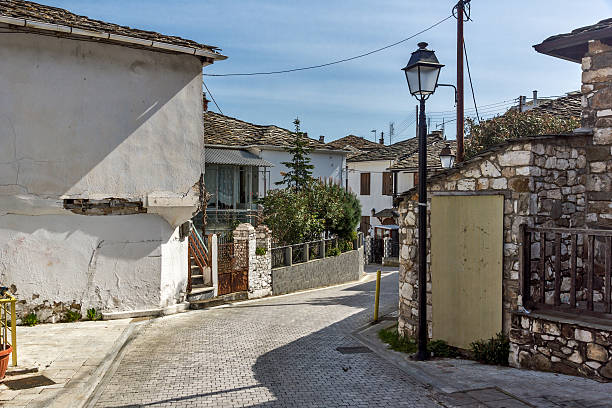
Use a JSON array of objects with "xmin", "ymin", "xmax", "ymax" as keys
[
  {"xmin": 351, "ymin": 312, "xmax": 462, "ymax": 394},
  {"xmin": 82, "ymin": 320, "xmax": 153, "ymax": 408}
]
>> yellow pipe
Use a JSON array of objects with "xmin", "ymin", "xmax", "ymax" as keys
[
  {"xmin": 374, "ymin": 269, "xmax": 381, "ymax": 322},
  {"xmin": 10, "ymin": 299, "xmax": 16, "ymax": 366}
]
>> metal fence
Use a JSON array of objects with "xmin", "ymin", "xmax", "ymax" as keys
[{"xmin": 270, "ymin": 233, "xmax": 363, "ymax": 269}]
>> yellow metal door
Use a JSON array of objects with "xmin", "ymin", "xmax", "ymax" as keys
[{"xmin": 431, "ymin": 195, "xmax": 503, "ymax": 349}]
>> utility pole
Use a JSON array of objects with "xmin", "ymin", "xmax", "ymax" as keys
[
  {"xmin": 456, "ymin": 0, "xmax": 466, "ymax": 163},
  {"xmin": 389, "ymin": 122, "xmax": 395, "ymax": 145},
  {"xmin": 371, "ymin": 129, "xmax": 377, "ymax": 142}
]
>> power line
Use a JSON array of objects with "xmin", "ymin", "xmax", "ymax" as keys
[
  {"xmin": 203, "ymin": 80, "xmax": 223, "ymax": 115},
  {"xmin": 202, "ymin": 15, "xmax": 454, "ymax": 77},
  {"xmin": 463, "ymin": 39, "xmax": 479, "ymax": 122}
]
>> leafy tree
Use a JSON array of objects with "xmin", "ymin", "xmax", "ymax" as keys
[
  {"xmin": 465, "ymin": 110, "xmax": 580, "ymax": 160},
  {"xmin": 276, "ymin": 118, "xmax": 314, "ymax": 190},
  {"xmin": 260, "ymin": 181, "xmax": 361, "ymax": 245}
]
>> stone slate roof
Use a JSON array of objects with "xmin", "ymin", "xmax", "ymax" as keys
[
  {"xmin": 326, "ymin": 135, "xmax": 381, "ymax": 151},
  {"xmin": 0, "ymin": 0, "xmax": 221, "ymax": 54},
  {"xmin": 541, "ymin": 18, "xmax": 612, "ymax": 45},
  {"xmin": 349, "ymin": 134, "xmax": 443, "ymax": 163},
  {"xmin": 391, "ymin": 139, "xmax": 457, "ymax": 170},
  {"xmin": 534, "ymin": 18, "xmax": 612, "ymax": 62},
  {"xmin": 204, "ymin": 111, "xmax": 339, "ymax": 151},
  {"xmin": 529, "ymin": 92, "xmax": 582, "ymax": 119}
]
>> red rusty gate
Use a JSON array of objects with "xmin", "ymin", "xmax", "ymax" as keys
[{"xmin": 217, "ymin": 241, "xmax": 248, "ymax": 296}]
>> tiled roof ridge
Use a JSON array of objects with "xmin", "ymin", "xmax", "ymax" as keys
[{"xmin": 0, "ymin": 0, "xmax": 220, "ymax": 53}]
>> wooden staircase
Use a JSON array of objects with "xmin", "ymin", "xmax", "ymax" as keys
[{"xmin": 187, "ymin": 228, "xmax": 214, "ymax": 302}]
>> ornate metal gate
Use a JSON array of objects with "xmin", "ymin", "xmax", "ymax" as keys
[{"xmin": 217, "ymin": 241, "xmax": 249, "ymax": 296}]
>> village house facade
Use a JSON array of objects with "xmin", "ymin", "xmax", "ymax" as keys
[
  {"xmin": 0, "ymin": 1, "xmax": 225, "ymax": 321},
  {"xmin": 203, "ymin": 110, "xmax": 348, "ymax": 233},
  {"xmin": 397, "ymin": 19, "xmax": 612, "ymax": 380}
]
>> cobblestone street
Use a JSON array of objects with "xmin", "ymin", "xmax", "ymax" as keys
[{"xmin": 92, "ymin": 269, "xmax": 441, "ymax": 407}]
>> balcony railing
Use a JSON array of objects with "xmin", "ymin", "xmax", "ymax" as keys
[{"xmin": 520, "ymin": 225, "xmax": 612, "ymax": 318}]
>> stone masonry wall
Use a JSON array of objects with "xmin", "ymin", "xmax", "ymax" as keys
[
  {"xmin": 582, "ymin": 40, "xmax": 612, "ymax": 228},
  {"xmin": 510, "ymin": 313, "xmax": 612, "ymax": 381},
  {"xmin": 398, "ymin": 135, "xmax": 589, "ymax": 341},
  {"xmin": 251, "ymin": 225, "xmax": 272, "ymax": 298}
]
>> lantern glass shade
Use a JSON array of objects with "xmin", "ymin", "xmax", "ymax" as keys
[
  {"xmin": 402, "ymin": 42, "xmax": 444, "ymax": 98},
  {"xmin": 404, "ymin": 65, "xmax": 441, "ymax": 97},
  {"xmin": 439, "ymin": 143, "xmax": 455, "ymax": 169}
]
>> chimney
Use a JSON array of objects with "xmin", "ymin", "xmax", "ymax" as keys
[
  {"xmin": 379, "ymin": 131, "xmax": 385, "ymax": 145},
  {"xmin": 532, "ymin": 90, "xmax": 538, "ymax": 107},
  {"xmin": 319, "ymin": 135, "xmax": 325, "ymax": 143},
  {"xmin": 203, "ymin": 93, "xmax": 209, "ymax": 111}
]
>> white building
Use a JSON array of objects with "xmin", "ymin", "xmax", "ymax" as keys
[
  {"xmin": 203, "ymin": 111, "xmax": 348, "ymax": 232},
  {"xmin": 0, "ymin": 1, "xmax": 226, "ymax": 321},
  {"xmin": 333, "ymin": 133, "xmax": 449, "ymax": 234}
]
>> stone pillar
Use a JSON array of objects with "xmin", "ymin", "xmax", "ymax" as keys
[
  {"xmin": 582, "ymin": 40, "xmax": 612, "ymax": 228},
  {"xmin": 233, "ymin": 223, "xmax": 256, "ymax": 294},
  {"xmin": 250, "ymin": 225, "xmax": 272, "ymax": 298},
  {"xmin": 383, "ymin": 237, "xmax": 391, "ymax": 259}
]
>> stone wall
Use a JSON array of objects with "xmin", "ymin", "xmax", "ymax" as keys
[
  {"xmin": 582, "ymin": 40, "xmax": 612, "ymax": 228},
  {"xmin": 272, "ymin": 247, "xmax": 364, "ymax": 295},
  {"xmin": 510, "ymin": 312, "xmax": 612, "ymax": 381},
  {"xmin": 251, "ymin": 225, "xmax": 272, "ymax": 298},
  {"xmin": 398, "ymin": 135, "xmax": 589, "ymax": 340}
]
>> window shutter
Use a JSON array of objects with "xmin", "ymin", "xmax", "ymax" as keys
[
  {"xmin": 382, "ymin": 172, "xmax": 393, "ymax": 196},
  {"xmin": 360, "ymin": 173, "xmax": 371, "ymax": 195}
]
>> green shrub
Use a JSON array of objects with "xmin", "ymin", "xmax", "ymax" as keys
[
  {"xmin": 339, "ymin": 240, "xmax": 353, "ymax": 252},
  {"xmin": 470, "ymin": 332, "xmax": 510, "ymax": 365},
  {"xmin": 427, "ymin": 339, "xmax": 458, "ymax": 358},
  {"xmin": 326, "ymin": 247, "xmax": 341, "ymax": 257},
  {"xmin": 86, "ymin": 308, "xmax": 101, "ymax": 321},
  {"xmin": 22, "ymin": 313, "xmax": 38, "ymax": 327},
  {"xmin": 260, "ymin": 181, "xmax": 361, "ymax": 245},
  {"xmin": 255, "ymin": 247, "xmax": 267, "ymax": 256},
  {"xmin": 378, "ymin": 326, "xmax": 417, "ymax": 353},
  {"xmin": 63, "ymin": 310, "xmax": 82, "ymax": 323}
]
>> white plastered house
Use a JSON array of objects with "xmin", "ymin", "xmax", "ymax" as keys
[{"xmin": 0, "ymin": 0, "xmax": 226, "ymax": 321}]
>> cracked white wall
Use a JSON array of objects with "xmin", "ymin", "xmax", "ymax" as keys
[{"xmin": 0, "ymin": 31, "xmax": 204, "ymax": 319}]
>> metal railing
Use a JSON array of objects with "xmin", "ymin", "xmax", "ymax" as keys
[
  {"xmin": 0, "ymin": 293, "xmax": 17, "ymax": 366},
  {"xmin": 520, "ymin": 225, "xmax": 612, "ymax": 318},
  {"xmin": 271, "ymin": 233, "xmax": 363, "ymax": 269}
]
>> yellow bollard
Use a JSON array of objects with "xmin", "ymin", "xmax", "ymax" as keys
[{"xmin": 374, "ymin": 269, "xmax": 381, "ymax": 322}]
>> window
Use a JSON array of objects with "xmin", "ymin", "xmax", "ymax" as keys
[
  {"xmin": 204, "ymin": 166, "xmax": 218, "ymax": 209},
  {"xmin": 382, "ymin": 172, "xmax": 393, "ymax": 196},
  {"xmin": 360, "ymin": 172, "xmax": 370, "ymax": 195}
]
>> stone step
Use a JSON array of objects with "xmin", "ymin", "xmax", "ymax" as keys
[
  {"xmin": 189, "ymin": 291, "xmax": 248, "ymax": 309},
  {"xmin": 187, "ymin": 286, "xmax": 215, "ymax": 302}
]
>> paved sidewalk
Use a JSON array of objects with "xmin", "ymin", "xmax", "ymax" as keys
[
  {"xmin": 0, "ymin": 318, "xmax": 134, "ymax": 408},
  {"xmin": 91, "ymin": 269, "xmax": 442, "ymax": 407},
  {"xmin": 356, "ymin": 318, "xmax": 612, "ymax": 408}
]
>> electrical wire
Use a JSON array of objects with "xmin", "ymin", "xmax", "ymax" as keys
[
  {"xmin": 202, "ymin": 15, "xmax": 454, "ymax": 77},
  {"xmin": 203, "ymin": 80, "xmax": 223, "ymax": 115},
  {"xmin": 463, "ymin": 39, "xmax": 480, "ymax": 122}
]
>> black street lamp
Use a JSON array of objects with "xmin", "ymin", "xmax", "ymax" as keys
[
  {"xmin": 402, "ymin": 42, "xmax": 444, "ymax": 361},
  {"xmin": 439, "ymin": 143, "xmax": 456, "ymax": 169}
]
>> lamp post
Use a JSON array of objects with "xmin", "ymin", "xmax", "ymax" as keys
[{"xmin": 402, "ymin": 42, "xmax": 443, "ymax": 361}]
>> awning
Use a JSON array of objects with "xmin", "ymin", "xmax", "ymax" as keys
[
  {"xmin": 373, "ymin": 208, "xmax": 399, "ymax": 219},
  {"xmin": 205, "ymin": 148, "xmax": 274, "ymax": 167}
]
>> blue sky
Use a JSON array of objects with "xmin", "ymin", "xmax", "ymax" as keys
[{"xmin": 45, "ymin": 0, "xmax": 612, "ymax": 143}]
